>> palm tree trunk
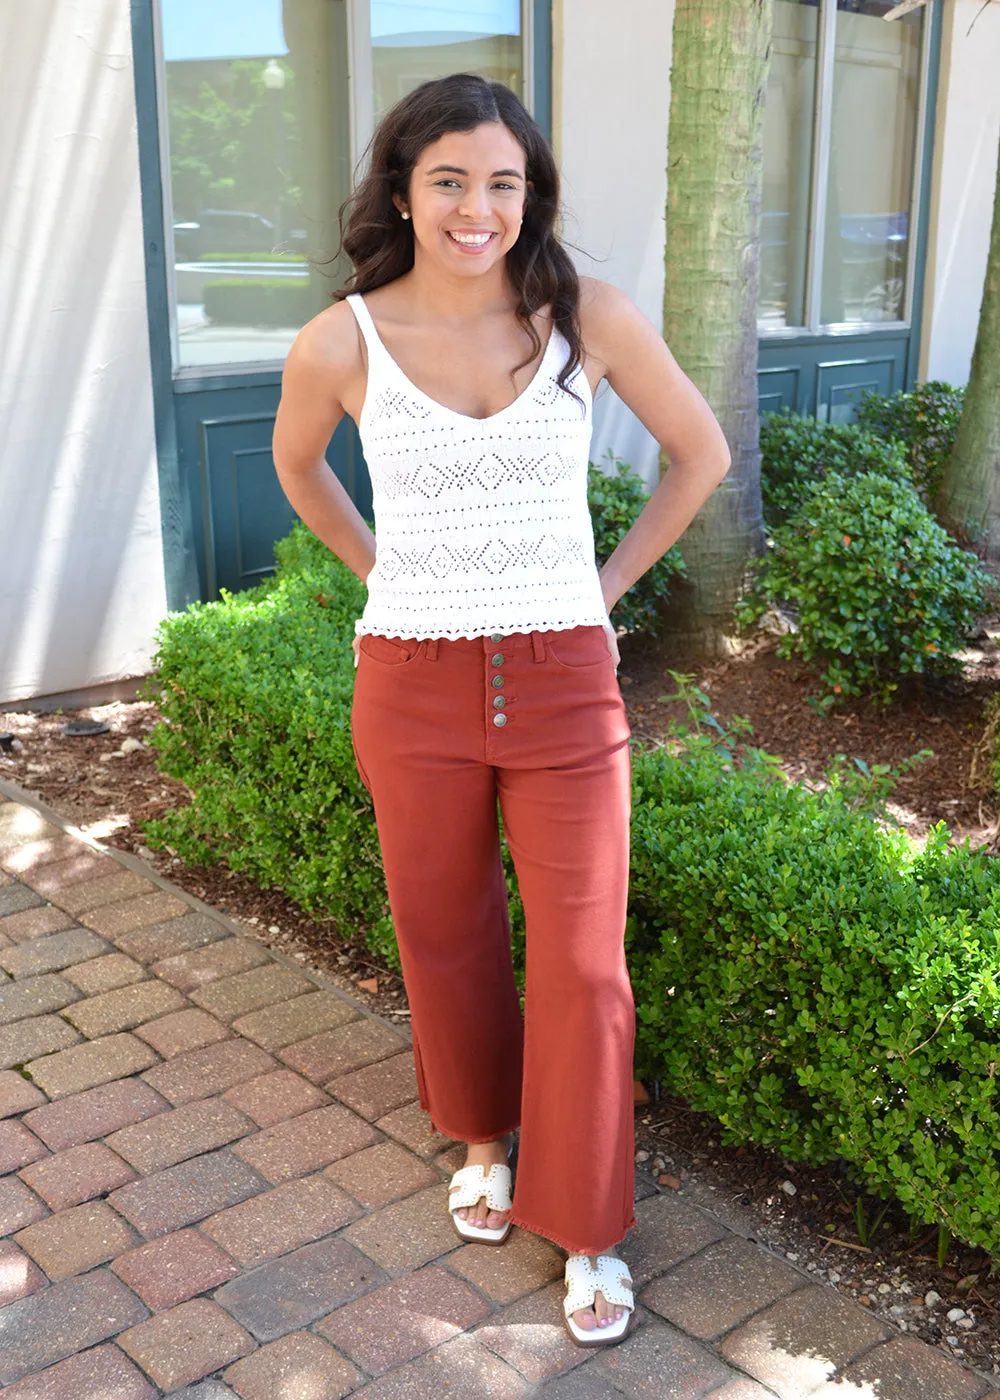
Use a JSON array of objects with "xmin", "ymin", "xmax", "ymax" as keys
[
  {"xmin": 936, "ymin": 131, "xmax": 1000, "ymax": 566},
  {"xmin": 661, "ymin": 0, "xmax": 772, "ymax": 655}
]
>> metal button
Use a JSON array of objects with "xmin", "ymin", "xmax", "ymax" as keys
[
  {"xmin": 491, "ymin": 675, "xmax": 505, "ymax": 689},
  {"xmin": 490, "ymin": 633, "xmax": 504, "ymax": 643},
  {"xmin": 491, "ymin": 653, "xmax": 504, "ymax": 666},
  {"xmin": 493, "ymin": 695, "xmax": 506, "ymax": 709},
  {"xmin": 493, "ymin": 713, "xmax": 508, "ymax": 727}
]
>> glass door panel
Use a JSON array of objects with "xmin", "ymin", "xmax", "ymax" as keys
[
  {"xmin": 820, "ymin": 0, "xmax": 922, "ymax": 325},
  {"xmin": 760, "ymin": 0, "xmax": 819, "ymax": 329},
  {"xmin": 371, "ymin": 0, "xmax": 522, "ymax": 120},
  {"xmin": 161, "ymin": 0, "xmax": 351, "ymax": 368}
]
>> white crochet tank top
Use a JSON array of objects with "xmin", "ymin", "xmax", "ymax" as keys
[{"xmin": 347, "ymin": 292, "xmax": 609, "ymax": 640}]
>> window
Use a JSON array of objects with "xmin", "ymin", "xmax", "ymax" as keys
[
  {"xmin": 759, "ymin": 0, "xmax": 927, "ymax": 335},
  {"xmin": 372, "ymin": 1, "xmax": 522, "ymax": 120},
  {"xmin": 157, "ymin": 0, "xmax": 531, "ymax": 371}
]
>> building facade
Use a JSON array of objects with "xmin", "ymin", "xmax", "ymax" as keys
[{"xmin": 1, "ymin": 0, "xmax": 998, "ymax": 704}]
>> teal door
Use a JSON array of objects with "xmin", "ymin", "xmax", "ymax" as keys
[
  {"xmin": 174, "ymin": 377, "xmax": 370, "ymax": 598},
  {"xmin": 756, "ymin": 0, "xmax": 941, "ymax": 423},
  {"xmin": 132, "ymin": 0, "xmax": 552, "ymax": 608}
]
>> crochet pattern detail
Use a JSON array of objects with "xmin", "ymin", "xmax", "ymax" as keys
[{"xmin": 347, "ymin": 293, "xmax": 609, "ymax": 640}]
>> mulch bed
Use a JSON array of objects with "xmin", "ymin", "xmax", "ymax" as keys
[{"xmin": 3, "ymin": 628, "xmax": 1000, "ymax": 1377}]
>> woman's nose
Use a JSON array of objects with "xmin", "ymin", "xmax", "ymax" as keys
[{"xmin": 458, "ymin": 185, "xmax": 492, "ymax": 220}]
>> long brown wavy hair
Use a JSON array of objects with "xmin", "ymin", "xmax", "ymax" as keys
[{"xmin": 335, "ymin": 73, "xmax": 583, "ymax": 402}]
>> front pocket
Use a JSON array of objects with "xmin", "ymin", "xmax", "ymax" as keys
[
  {"xmin": 545, "ymin": 625, "xmax": 613, "ymax": 669},
  {"xmin": 357, "ymin": 633, "xmax": 423, "ymax": 666}
]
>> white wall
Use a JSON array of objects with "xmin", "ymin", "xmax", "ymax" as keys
[
  {"xmin": 553, "ymin": 0, "xmax": 675, "ymax": 487},
  {"xmin": 0, "ymin": 0, "xmax": 166, "ymax": 704},
  {"xmin": 920, "ymin": 0, "xmax": 1000, "ymax": 385}
]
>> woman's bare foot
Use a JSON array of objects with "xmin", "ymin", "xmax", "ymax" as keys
[
  {"xmin": 449, "ymin": 1135, "xmax": 512, "ymax": 1232},
  {"xmin": 568, "ymin": 1248, "xmax": 629, "ymax": 1332}
]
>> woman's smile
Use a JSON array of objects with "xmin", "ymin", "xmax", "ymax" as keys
[{"xmin": 446, "ymin": 229, "xmax": 499, "ymax": 252}]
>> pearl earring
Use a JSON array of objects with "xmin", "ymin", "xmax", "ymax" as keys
[{"xmin": 401, "ymin": 211, "xmax": 410, "ymax": 220}]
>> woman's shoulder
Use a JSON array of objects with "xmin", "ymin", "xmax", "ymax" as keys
[
  {"xmin": 285, "ymin": 296, "xmax": 366, "ymax": 380},
  {"xmin": 577, "ymin": 277, "xmax": 647, "ymax": 362},
  {"xmin": 578, "ymin": 276, "xmax": 641, "ymax": 327}
]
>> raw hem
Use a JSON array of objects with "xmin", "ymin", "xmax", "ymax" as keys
[
  {"xmin": 430, "ymin": 1116, "xmax": 521, "ymax": 1145},
  {"xmin": 506, "ymin": 1208, "xmax": 638, "ymax": 1257}
]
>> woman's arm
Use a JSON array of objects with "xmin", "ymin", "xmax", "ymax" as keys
[
  {"xmin": 272, "ymin": 303, "xmax": 377, "ymax": 584},
  {"xmin": 579, "ymin": 279, "xmax": 731, "ymax": 614}
]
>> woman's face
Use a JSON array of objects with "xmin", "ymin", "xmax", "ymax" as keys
[{"xmin": 397, "ymin": 122, "xmax": 529, "ymax": 278}]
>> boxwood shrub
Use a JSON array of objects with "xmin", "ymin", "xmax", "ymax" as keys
[
  {"xmin": 742, "ymin": 472, "xmax": 991, "ymax": 701},
  {"xmin": 144, "ymin": 525, "xmax": 399, "ymax": 968},
  {"xmin": 628, "ymin": 719, "xmax": 1000, "ymax": 1260},
  {"xmin": 854, "ymin": 380, "xmax": 964, "ymax": 504},
  {"xmin": 203, "ymin": 277, "xmax": 315, "ymax": 327},
  {"xmin": 760, "ymin": 413, "xmax": 911, "ymax": 530}
]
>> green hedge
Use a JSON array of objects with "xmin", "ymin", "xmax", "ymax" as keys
[
  {"xmin": 760, "ymin": 413, "xmax": 911, "ymax": 530},
  {"xmin": 147, "ymin": 524, "xmax": 1000, "ymax": 1259},
  {"xmin": 202, "ymin": 277, "xmax": 315, "ymax": 327},
  {"xmin": 145, "ymin": 527, "xmax": 398, "ymax": 969},
  {"xmin": 628, "ymin": 712, "xmax": 1000, "ymax": 1258},
  {"xmin": 742, "ymin": 472, "xmax": 992, "ymax": 702},
  {"xmin": 854, "ymin": 380, "xmax": 964, "ymax": 504}
]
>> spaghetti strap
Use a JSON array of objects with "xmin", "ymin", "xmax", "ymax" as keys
[{"xmin": 345, "ymin": 293, "xmax": 388, "ymax": 362}]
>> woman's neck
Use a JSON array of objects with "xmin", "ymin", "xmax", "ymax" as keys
[{"xmin": 399, "ymin": 254, "xmax": 517, "ymax": 322}]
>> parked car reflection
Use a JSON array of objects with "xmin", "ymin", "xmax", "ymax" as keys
[{"xmin": 173, "ymin": 209, "xmax": 308, "ymax": 260}]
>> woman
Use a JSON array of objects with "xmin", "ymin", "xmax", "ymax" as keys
[{"xmin": 272, "ymin": 72, "xmax": 730, "ymax": 1347}]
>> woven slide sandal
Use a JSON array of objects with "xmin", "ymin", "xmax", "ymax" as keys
[
  {"xmin": 447, "ymin": 1160, "xmax": 514, "ymax": 1244},
  {"xmin": 562, "ymin": 1253, "xmax": 635, "ymax": 1346}
]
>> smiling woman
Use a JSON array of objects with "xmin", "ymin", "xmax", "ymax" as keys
[{"xmin": 269, "ymin": 69, "xmax": 729, "ymax": 1348}]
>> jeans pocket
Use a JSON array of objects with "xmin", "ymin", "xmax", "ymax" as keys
[
  {"xmin": 357, "ymin": 633, "xmax": 424, "ymax": 666},
  {"xmin": 545, "ymin": 625, "xmax": 613, "ymax": 670}
]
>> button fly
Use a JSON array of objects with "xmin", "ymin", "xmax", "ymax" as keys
[
  {"xmin": 491, "ymin": 675, "xmax": 505, "ymax": 689},
  {"xmin": 491, "ymin": 653, "xmax": 505, "ymax": 666},
  {"xmin": 493, "ymin": 713, "xmax": 508, "ymax": 727},
  {"xmin": 493, "ymin": 695, "xmax": 506, "ymax": 709}
]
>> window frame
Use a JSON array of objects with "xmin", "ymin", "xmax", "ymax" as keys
[
  {"xmin": 760, "ymin": 0, "xmax": 934, "ymax": 341},
  {"xmin": 154, "ymin": 0, "xmax": 541, "ymax": 381}
]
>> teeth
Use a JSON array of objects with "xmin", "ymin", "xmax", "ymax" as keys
[{"xmin": 450, "ymin": 232, "xmax": 493, "ymax": 245}]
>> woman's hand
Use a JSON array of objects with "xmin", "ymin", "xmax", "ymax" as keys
[
  {"xmin": 352, "ymin": 636, "xmax": 361, "ymax": 668},
  {"xmin": 602, "ymin": 618, "xmax": 621, "ymax": 671}
]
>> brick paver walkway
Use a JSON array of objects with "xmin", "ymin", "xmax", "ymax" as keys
[{"xmin": 0, "ymin": 782, "xmax": 998, "ymax": 1399}]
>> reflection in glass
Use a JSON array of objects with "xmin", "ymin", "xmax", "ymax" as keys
[
  {"xmin": 759, "ymin": 0, "xmax": 818, "ymax": 330},
  {"xmin": 372, "ymin": 0, "xmax": 522, "ymax": 120},
  {"xmin": 162, "ymin": 0, "xmax": 351, "ymax": 367},
  {"xmin": 822, "ymin": 0, "xmax": 922, "ymax": 324}
]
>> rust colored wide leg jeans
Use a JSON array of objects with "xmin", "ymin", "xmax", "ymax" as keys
[{"xmin": 350, "ymin": 624, "xmax": 636, "ymax": 1255}]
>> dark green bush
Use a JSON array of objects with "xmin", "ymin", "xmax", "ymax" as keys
[
  {"xmin": 144, "ymin": 524, "xmax": 398, "ymax": 968},
  {"xmin": 760, "ymin": 413, "xmax": 910, "ymax": 529},
  {"xmin": 588, "ymin": 452, "xmax": 685, "ymax": 635},
  {"xmin": 742, "ymin": 472, "xmax": 991, "ymax": 701},
  {"xmin": 854, "ymin": 380, "xmax": 964, "ymax": 504},
  {"xmin": 203, "ymin": 277, "xmax": 315, "ymax": 327},
  {"xmin": 627, "ymin": 704, "xmax": 1000, "ymax": 1259}
]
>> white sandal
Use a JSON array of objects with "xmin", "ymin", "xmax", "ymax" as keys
[
  {"xmin": 448, "ymin": 1160, "xmax": 513, "ymax": 1245},
  {"xmin": 562, "ymin": 1254, "xmax": 635, "ymax": 1346}
]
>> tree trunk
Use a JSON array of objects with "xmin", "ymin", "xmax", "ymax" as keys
[
  {"xmin": 661, "ymin": 0, "xmax": 772, "ymax": 655},
  {"xmin": 936, "ymin": 131, "xmax": 1000, "ymax": 566}
]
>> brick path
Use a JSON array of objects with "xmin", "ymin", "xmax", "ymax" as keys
[{"xmin": 0, "ymin": 784, "xmax": 997, "ymax": 1400}]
